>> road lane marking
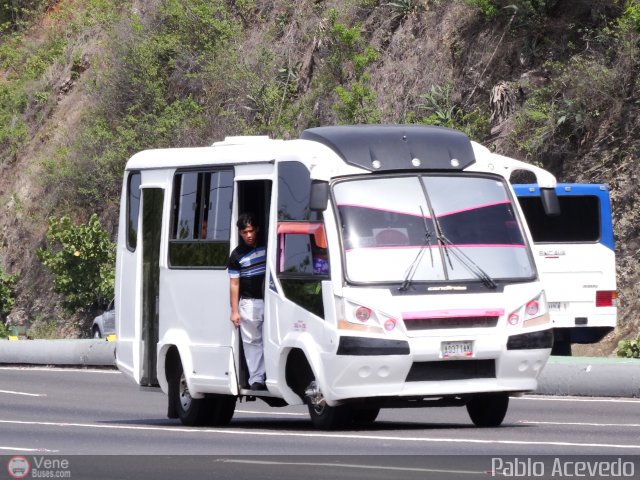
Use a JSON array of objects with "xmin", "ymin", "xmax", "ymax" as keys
[
  {"xmin": 518, "ymin": 396, "xmax": 640, "ymax": 404},
  {"xmin": 0, "ymin": 389, "xmax": 46, "ymax": 397},
  {"xmin": 2, "ymin": 418, "xmax": 640, "ymax": 451},
  {"xmin": 0, "ymin": 446, "xmax": 58, "ymax": 453},
  {"xmin": 220, "ymin": 459, "xmax": 483, "ymax": 476},
  {"xmin": 520, "ymin": 420, "xmax": 640, "ymax": 428},
  {"xmin": 235, "ymin": 409, "xmax": 306, "ymax": 416}
]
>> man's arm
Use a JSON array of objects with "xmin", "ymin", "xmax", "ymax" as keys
[{"xmin": 230, "ymin": 277, "xmax": 240, "ymax": 328}]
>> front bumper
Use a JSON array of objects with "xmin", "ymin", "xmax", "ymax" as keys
[{"xmin": 319, "ymin": 332, "xmax": 551, "ymax": 404}]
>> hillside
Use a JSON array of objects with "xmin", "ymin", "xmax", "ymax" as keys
[{"xmin": 0, "ymin": 0, "xmax": 638, "ymax": 353}]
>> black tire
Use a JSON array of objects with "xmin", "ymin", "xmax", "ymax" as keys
[
  {"xmin": 466, "ymin": 392, "xmax": 509, "ymax": 427},
  {"xmin": 308, "ymin": 402, "xmax": 352, "ymax": 430},
  {"xmin": 305, "ymin": 381, "xmax": 351, "ymax": 430},
  {"xmin": 350, "ymin": 405, "xmax": 380, "ymax": 427},
  {"xmin": 551, "ymin": 339, "xmax": 572, "ymax": 356},
  {"xmin": 170, "ymin": 363, "xmax": 209, "ymax": 426},
  {"xmin": 92, "ymin": 327, "xmax": 101, "ymax": 339},
  {"xmin": 207, "ymin": 395, "xmax": 236, "ymax": 426}
]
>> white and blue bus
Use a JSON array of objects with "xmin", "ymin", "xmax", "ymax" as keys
[
  {"xmin": 115, "ymin": 125, "xmax": 559, "ymax": 429},
  {"xmin": 514, "ymin": 183, "xmax": 617, "ymax": 355}
]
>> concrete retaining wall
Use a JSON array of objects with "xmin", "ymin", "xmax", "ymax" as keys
[
  {"xmin": 0, "ymin": 339, "xmax": 115, "ymax": 367},
  {"xmin": 1, "ymin": 340, "xmax": 639, "ymax": 397}
]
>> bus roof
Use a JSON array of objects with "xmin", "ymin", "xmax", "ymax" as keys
[
  {"xmin": 513, "ymin": 183, "xmax": 609, "ymax": 197},
  {"xmin": 301, "ymin": 125, "xmax": 475, "ymax": 172},
  {"xmin": 123, "ymin": 126, "xmax": 555, "ymax": 189},
  {"xmin": 124, "ymin": 125, "xmax": 477, "ymax": 174}
]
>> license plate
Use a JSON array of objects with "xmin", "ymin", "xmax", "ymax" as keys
[
  {"xmin": 548, "ymin": 302, "xmax": 568, "ymax": 312},
  {"xmin": 441, "ymin": 340, "xmax": 473, "ymax": 358}
]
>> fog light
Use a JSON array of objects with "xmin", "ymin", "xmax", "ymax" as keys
[{"xmin": 508, "ymin": 313, "xmax": 520, "ymax": 325}]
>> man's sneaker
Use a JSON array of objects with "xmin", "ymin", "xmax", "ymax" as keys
[{"xmin": 250, "ymin": 382, "xmax": 267, "ymax": 391}]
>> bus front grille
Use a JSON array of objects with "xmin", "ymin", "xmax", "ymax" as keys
[
  {"xmin": 404, "ymin": 316, "xmax": 499, "ymax": 330},
  {"xmin": 405, "ymin": 360, "xmax": 496, "ymax": 382}
]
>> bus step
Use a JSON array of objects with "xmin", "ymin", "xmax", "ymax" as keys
[{"xmin": 239, "ymin": 388, "xmax": 277, "ymax": 398}]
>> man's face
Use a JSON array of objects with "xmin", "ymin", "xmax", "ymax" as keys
[{"xmin": 239, "ymin": 224, "xmax": 258, "ymax": 247}]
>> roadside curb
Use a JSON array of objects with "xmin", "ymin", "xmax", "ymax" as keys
[
  {"xmin": 535, "ymin": 356, "xmax": 640, "ymax": 398},
  {"xmin": 0, "ymin": 339, "xmax": 116, "ymax": 367},
  {"xmin": 1, "ymin": 340, "xmax": 638, "ymax": 398}
]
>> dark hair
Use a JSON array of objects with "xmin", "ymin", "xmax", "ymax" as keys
[{"xmin": 236, "ymin": 212, "xmax": 257, "ymax": 230}]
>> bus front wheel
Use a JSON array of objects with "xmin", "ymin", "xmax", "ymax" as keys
[
  {"xmin": 305, "ymin": 381, "xmax": 351, "ymax": 430},
  {"xmin": 466, "ymin": 392, "xmax": 509, "ymax": 427},
  {"xmin": 351, "ymin": 405, "xmax": 380, "ymax": 426}
]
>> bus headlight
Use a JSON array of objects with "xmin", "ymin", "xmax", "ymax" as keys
[
  {"xmin": 508, "ymin": 292, "xmax": 550, "ymax": 328},
  {"xmin": 337, "ymin": 300, "xmax": 398, "ymax": 334}
]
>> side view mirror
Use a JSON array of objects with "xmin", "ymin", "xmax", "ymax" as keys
[
  {"xmin": 540, "ymin": 188, "xmax": 560, "ymax": 216},
  {"xmin": 310, "ymin": 180, "xmax": 329, "ymax": 211}
]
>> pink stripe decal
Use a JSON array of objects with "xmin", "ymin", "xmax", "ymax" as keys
[
  {"xmin": 402, "ymin": 308, "xmax": 505, "ymax": 320},
  {"xmin": 337, "ymin": 203, "xmax": 431, "ymax": 219},
  {"xmin": 437, "ymin": 200, "xmax": 511, "ymax": 218},
  {"xmin": 345, "ymin": 245, "xmax": 438, "ymax": 253},
  {"xmin": 443, "ymin": 244, "xmax": 526, "ymax": 249},
  {"xmin": 345, "ymin": 244, "xmax": 526, "ymax": 252}
]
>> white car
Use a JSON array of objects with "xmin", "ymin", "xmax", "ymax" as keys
[{"xmin": 91, "ymin": 299, "xmax": 115, "ymax": 338}]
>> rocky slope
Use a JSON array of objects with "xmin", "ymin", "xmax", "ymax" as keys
[{"xmin": 0, "ymin": 0, "xmax": 637, "ymax": 353}]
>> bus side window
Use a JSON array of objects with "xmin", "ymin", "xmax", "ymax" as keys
[
  {"xmin": 277, "ymin": 222, "xmax": 328, "ymax": 318},
  {"xmin": 169, "ymin": 169, "xmax": 233, "ymax": 268},
  {"xmin": 126, "ymin": 172, "xmax": 141, "ymax": 251}
]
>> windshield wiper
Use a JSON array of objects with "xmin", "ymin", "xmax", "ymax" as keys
[
  {"xmin": 431, "ymin": 213, "xmax": 497, "ymax": 290},
  {"xmin": 438, "ymin": 233, "xmax": 498, "ymax": 289},
  {"xmin": 398, "ymin": 207, "xmax": 434, "ymax": 292}
]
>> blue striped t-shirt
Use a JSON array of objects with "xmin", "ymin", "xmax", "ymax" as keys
[{"xmin": 228, "ymin": 244, "xmax": 266, "ymax": 299}]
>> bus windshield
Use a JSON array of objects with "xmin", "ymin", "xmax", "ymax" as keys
[{"xmin": 333, "ymin": 174, "xmax": 535, "ymax": 284}]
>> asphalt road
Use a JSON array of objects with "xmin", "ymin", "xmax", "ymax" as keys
[{"xmin": 1, "ymin": 366, "xmax": 639, "ymax": 479}]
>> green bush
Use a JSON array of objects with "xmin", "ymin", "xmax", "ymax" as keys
[
  {"xmin": 323, "ymin": 12, "xmax": 381, "ymax": 124},
  {"xmin": 326, "ymin": 12, "xmax": 378, "ymax": 82},
  {"xmin": 334, "ymin": 77, "xmax": 381, "ymax": 124},
  {"xmin": 42, "ymin": 0, "xmax": 245, "ymax": 210},
  {"xmin": 511, "ymin": 43, "xmax": 627, "ymax": 161},
  {"xmin": 462, "ymin": 0, "xmax": 499, "ymax": 19},
  {"xmin": 386, "ymin": 0, "xmax": 423, "ymax": 23},
  {"xmin": 0, "ymin": 321, "xmax": 8, "ymax": 338},
  {"xmin": 242, "ymin": 58, "xmax": 301, "ymax": 135},
  {"xmin": 0, "ymin": 266, "xmax": 17, "ymax": 321},
  {"xmin": 37, "ymin": 214, "xmax": 115, "ymax": 312},
  {"xmin": 621, "ymin": 0, "xmax": 640, "ymax": 32},
  {"xmin": 0, "ymin": 0, "xmax": 46, "ymax": 34},
  {"xmin": 27, "ymin": 314, "xmax": 58, "ymax": 339},
  {"xmin": 415, "ymin": 83, "xmax": 490, "ymax": 141},
  {"xmin": 617, "ymin": 336, "xmax": 640, "ymax": 358}
]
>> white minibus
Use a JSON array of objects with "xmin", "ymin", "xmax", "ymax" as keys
[
  {"xmin": 513, "ymin": 183, "xmax": 617, "ymax": 355},
  {"xmin": 115, "ymin": 125, "xmax": 559, "ymax": 429}
]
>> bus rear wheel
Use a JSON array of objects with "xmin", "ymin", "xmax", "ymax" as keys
[
  {"xmin": 170, "ymin": 363, "xmax": 236, "ymax": 427},
  {"xmin": 207, "ymin": 394, "xmax": 236, "ymax": 426},
  {"xmin": 173, "ymin": 367, "xmax": 209, "ymax": 426},
  {"xmin": 466, "ymin": 392, "xmax": 509, "ymax": 427}
]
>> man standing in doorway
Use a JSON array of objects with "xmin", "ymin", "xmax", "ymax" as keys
[{"xmin": 228, "ymin": 213, "xmax": 267, "ymax": 390}]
